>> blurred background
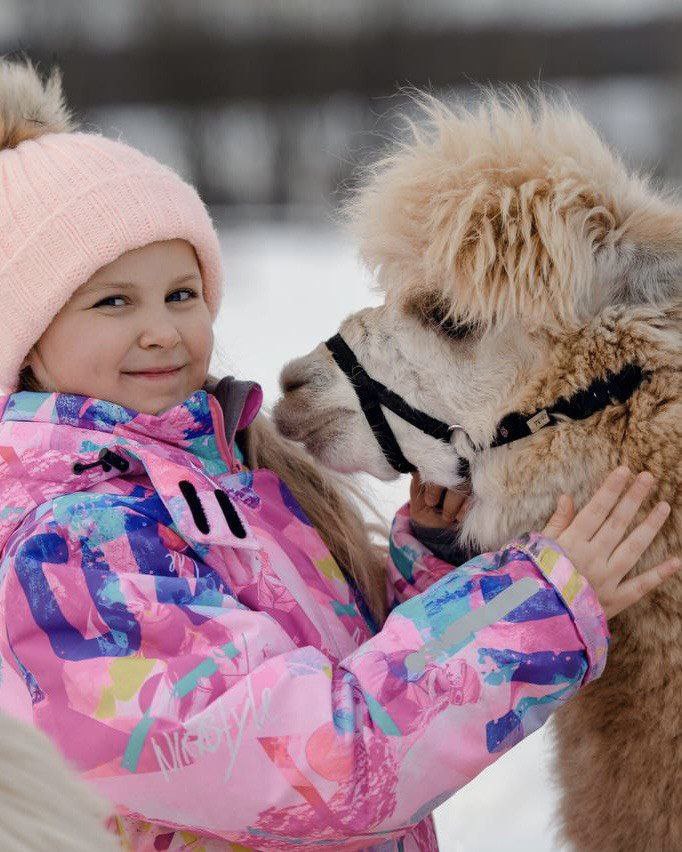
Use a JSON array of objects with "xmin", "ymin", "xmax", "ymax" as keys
[
  {"xmin": 5, "ymin": 0, "xmax": 682, "ymax": 214},
  {"xmin": 3, "ymin": 2, "xmax": 681, "ymax": 849}
]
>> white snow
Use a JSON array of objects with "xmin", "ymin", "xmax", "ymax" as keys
[{"xmin": 213, "ymin": 220, "xmax": 568, "ymax": 851}]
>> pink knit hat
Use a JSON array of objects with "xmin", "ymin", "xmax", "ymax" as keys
[{"xmin": 0, "ymin": 58, "xmax": 224, "ymax": 394}]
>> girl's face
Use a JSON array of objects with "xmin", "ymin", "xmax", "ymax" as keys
[{"xmin": 21, "ymin": 239, "xmax": 214, "ymax": 415}]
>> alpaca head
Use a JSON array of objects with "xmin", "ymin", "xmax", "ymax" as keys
[{"xmin": 274, "ymin": 91, "xmax": 682, "ymax": 555}]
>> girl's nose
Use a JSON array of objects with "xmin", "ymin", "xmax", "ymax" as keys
[{"xmin": 138, "ymin": 321, "xmax": 183, "ymax": 348}]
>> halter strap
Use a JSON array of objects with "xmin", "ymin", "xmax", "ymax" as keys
[
  {"xmin": 327, "ymin": 333, "xmax": 474, "ymax": 473},
  {"xmin": 490, "ymin": 363, "xmax": 649, "ymax": 448},
  {"xmin": 325, "ymin": 333, "xmax": 650, "ymax": 476}
]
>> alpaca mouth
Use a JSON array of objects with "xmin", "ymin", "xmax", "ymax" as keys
[
  {"xmin": 302, "ymin": 419, "xmax": 345, "ymax": 455},
  {"xmin": 274, "ymin": 403, "xmax": 351, "ymax": 449},
  {"xmin": 426, "ymin": 523, "xmax": 478, "ymax": 565}
]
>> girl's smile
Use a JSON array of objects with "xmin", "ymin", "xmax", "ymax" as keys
[{"xmin": 122, "ymin": 365, "xmax": 187, "ymax": 380}]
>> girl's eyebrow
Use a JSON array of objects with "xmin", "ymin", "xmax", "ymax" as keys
[{"xmin": 84, "ymin": 272, "xmax": 200, "ymax": 292}]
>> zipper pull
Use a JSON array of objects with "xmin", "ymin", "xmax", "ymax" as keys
[{"xmin": 73, "ymin": 448, "xmax": 130, "ymax": 475}]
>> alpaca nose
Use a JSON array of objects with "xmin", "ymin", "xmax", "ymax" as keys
[
  {"xmin": 281, "ymin": 372, "xmax": 306, "ymax": 393},
  {"xmin": 279, "ymin": 356, "xmax": 314, "ymax": 394}
]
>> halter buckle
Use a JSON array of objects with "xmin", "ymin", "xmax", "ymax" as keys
[
  {"xmin": 448, "ymin": 423, "xmax": 477, "ymax": 451},
  {"xmin": 527, "ymin": 409, "xmax": 551, "ymax": 433}
]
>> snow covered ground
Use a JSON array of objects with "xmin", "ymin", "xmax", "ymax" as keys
[{"xmin": 213, "ymin": 220, "xmax": 569, "ymax": 852}]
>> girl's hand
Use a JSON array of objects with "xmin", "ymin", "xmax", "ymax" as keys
[
  {"xmin": 409, "ymin": 471, "xmax": 470, "ymax": 528},
  {"xmin": 542, "ymin": 466, "xmax": 680, "ymax": 620}
]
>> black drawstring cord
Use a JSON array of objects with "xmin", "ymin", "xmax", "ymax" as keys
[
  {"xmin": 72, "ymin": 451, "xmax": 247, "ymax": 540},
  {"xmin": 73, "ymin": 448, "xmax": 130, "ymax": 475}
]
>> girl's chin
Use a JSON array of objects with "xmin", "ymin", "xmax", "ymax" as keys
[
  {"xmin": 104, "ymin": 384, "xmax": 191, "ymax": 414},
  {"xmin": 140, "ymin": 392, "xmax": 192, "ymax": 413}
]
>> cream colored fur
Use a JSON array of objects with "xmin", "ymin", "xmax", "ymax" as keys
[
  {"xmin": 0, "ymin": 712, "xmax": 117, "ymax": 851},
  {"xmin": 0, "ymin": 55, "xmax": 75, "ymax": 150},
  {"xmin": 274, "ymin": 92, "xmax": 681, "ymax": 851}
]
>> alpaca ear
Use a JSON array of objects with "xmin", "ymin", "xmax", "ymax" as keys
[
  {"xmin": 613, "ymin": 200, "xmax": 682, "ymax": 305},
  {"xmin": 19, "ymin": 347, "xmax": 35, "ymax": 371},
  {"xmin": 615, "ymin": 242, "xmax": 682, "ymax": 305}
]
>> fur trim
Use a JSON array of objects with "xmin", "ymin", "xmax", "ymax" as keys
[{"xmin": 0, "ymin": 54, "xmax": 76, "ymax": 151}]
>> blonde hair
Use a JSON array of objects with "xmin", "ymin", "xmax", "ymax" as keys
[
  {"xmin": 17, "ymin": 365, "xmax": 389, "ymax": 624},
  {"xmin": 241, "ymin": 410, "xmax": 388, "ymax": 624}
]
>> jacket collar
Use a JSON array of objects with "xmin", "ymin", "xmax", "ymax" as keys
[
  {"xmin": 0, "ymin": 382, "xmax": 262, "ymax": 460},
  {"xmin": 0, "ymin": 381, "xmax": 264, "ymax": 554},
  {"xmin": 205, "ymin": 375, "xmax": 263, "ymax": 449}
]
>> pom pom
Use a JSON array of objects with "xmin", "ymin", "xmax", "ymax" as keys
[{"xmin": 0, "ymin": 54, "xmax": 76, "ymax": 151}]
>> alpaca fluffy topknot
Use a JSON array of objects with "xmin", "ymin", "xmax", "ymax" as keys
[
  {"xmin": 345, "ymin": 89, "xmax": 682, "ymax": 331},
  {"xmin": 0, "ymin": 55, "xmax": 76, "ymax": 151}
]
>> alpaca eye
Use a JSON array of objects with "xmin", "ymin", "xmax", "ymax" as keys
[
  {"xmin": 424, "ymin": 303, "xmax": 476, "ymax": 340},
  {"xmin": 439, "ymin": 314, "xmax": 475, "ymax": 340}
]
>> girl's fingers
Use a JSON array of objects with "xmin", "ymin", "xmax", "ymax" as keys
[
  {"xmin": 442, "ymin": 488, "xmax": 468, "ymax": 524},
  {"xmin": 591, "ymin": 471, "xmax": 655, "ymax": 555},
  {"xmin": 455, "ymin": 496, "xmax": 472, "ymax": 523},
  {"xmin": 409, "ymin": 475, "xmax": 470, "ymax": 529},
  {"xmin": 607, "ymin": 557, "xmax": 681, "ymax": 619},
  {"xmin": 424, "ymin": 483, "xmax": 444, "ymax": 508},
  {"xmin": 608, "ymin": 501, "xmax": 671, "ymax": 581},
  {"xmin": 542, "ymin": 494, "xmax": 575, "ymax": 540},
  {"xmin": 568, "ymin": 466, "xmax": 631, "ymax": 540}
]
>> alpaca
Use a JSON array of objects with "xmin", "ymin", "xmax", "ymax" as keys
[
  {"xmin": 273, "ymin": 93, "xmax": 682, "ymax": 851},
  {"xmin": 0, "ymin": 712, "xmax": 118, "ymax": 850}
]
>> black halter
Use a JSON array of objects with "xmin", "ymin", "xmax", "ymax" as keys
[
  {"xmin": 324, "ymin": 333, "xmax": 650, "ymax": 475},
  {"xmin": 325, "ymin": 333, "xmax": 460, "ymax": 473}
]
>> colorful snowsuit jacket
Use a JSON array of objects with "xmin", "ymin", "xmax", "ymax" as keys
[{"xmin": 0, "ymin": 380, "xmax": 609, "ymax": 851}]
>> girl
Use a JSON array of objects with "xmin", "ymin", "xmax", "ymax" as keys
[{"xmin": 0, "ymin": 57, "xmax": 678, "ymax": 851}]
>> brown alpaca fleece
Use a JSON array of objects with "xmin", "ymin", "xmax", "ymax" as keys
[
  {"xmin": 551, "ymin": 326, "xmax": 681, "ymax": 850},
  {"xmin": 350, "ymin": 97, "xmax": 682, "ymax": 850},
  {"xmin": 504, "ymin": 310, "xmax": 681, "ymax": 850},
  {"xmin": 276, "ymin": 91, "xmax": 682, "ymax": 850}
]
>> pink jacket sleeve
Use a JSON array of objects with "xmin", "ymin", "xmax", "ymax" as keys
[{"xmin": 0, "ymin": 511, "xmax": 609, "ymax": 850}]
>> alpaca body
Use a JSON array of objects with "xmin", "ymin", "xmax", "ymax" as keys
[{"xmin": 274, "ymin": 94, "xmax": 682, "ymax": 849}]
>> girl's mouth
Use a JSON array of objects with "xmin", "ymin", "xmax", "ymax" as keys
[{"xmin": 123, "ymin": 366, "xmax": 185, "ymax": 380}]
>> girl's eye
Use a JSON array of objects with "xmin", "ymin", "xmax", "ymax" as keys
[
  {"xmin": 168, "ymin": 288, "xmax": 198, "ymax": 303},
  {"xmin": 94, "ymin": 295, "xmax": 125, "ymax": 308},
  {"xmin": 93, "ymin": 288, "xmax": 198, "ymax": 308}
]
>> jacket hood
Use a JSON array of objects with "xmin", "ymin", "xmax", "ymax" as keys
[{"xmin": 0, "ymin": 377, "xmax": 263, "ymax": 555}]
